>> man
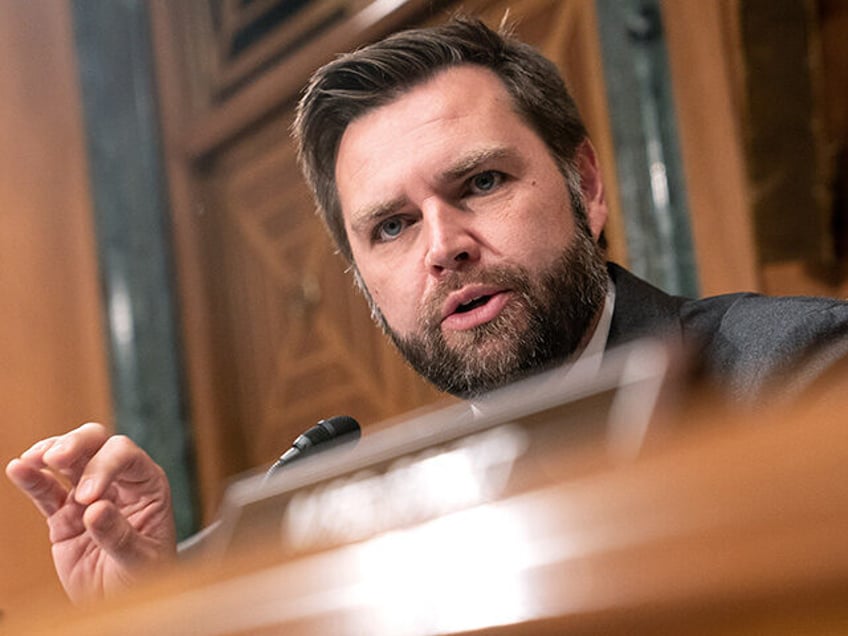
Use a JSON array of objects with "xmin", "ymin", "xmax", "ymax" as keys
[{"xmin": 7, "ymin": 17, "xmax": 848, "ymax": 604}]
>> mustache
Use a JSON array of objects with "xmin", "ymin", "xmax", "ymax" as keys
[{"xmin": 417, "ymin": 265, "xmax": 531, "ymax": 321}]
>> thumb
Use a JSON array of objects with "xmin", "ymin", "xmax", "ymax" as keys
[{"xmin": 83, "ymin": 500, "xmax": 154, "ymax": 571}]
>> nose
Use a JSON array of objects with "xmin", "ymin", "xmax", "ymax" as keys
[{"xmin": 422, "ymin": 198, "xmax": 481, "ymax": 274}]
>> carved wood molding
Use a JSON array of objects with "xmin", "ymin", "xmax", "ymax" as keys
[
  {"xmin": 212, "ymin": 0, "xmax": 349, "ymax": 96},
  {"xmin": 184, "ymin": 0, "xmax": 450, "ymax": 160}
]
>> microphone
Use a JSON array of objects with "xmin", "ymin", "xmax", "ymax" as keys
[{"xmin": 263, "ymin": 415, "xmax": 361, "ymax": 483}]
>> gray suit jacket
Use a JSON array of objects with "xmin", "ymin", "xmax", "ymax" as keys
[{"xmin": 606, "ymin": 263, "xmax": 848, "ymax": 401}]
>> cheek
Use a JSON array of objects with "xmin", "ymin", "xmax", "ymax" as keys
[
  {"xmin": 353, "ymin": 241, "xmax": 422, "ymax": 319},
  {"xmin": 360, "ymin": 270, "xmax": 403, "ymax": 319},
  {"xmin": 367, "ymin": 272, "xmax": 425, "ymax": 334},
  {"xmin": 521, "ymin": 193, "xmax": 578, "ymax": 252},
  {"xmin": 374, "ymin": 282, "xmax": 410, "ymax": 322},
  {"xmin": 497, "ymin": 198, "xmax": 573, "ymax": 249}
]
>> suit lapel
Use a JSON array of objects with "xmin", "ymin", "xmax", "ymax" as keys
[{"xmin": 606, "ymin": 263, "xmax": 687, "ymax": 350}]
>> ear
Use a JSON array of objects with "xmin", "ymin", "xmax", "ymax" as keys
[{"xmin": 575, "ymin": 140, "xmax": 608, "ymax": 241}]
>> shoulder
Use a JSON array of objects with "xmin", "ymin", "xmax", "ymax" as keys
[
  {"xmin": 682, "ymin": 291, "xmax": 848, "ymax": 343},
  {"xmin": 606, "ymin": 262, "xmax": 848, "ymax": 400},
  {"xmin": 680, "ymin": 292, "xmax": 848, "ymax": 399}
]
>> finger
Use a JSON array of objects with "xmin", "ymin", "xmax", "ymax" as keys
[
  {"xmin": 5, "ymin": 458, "xmax": 71, "ymax": 518},
  {"xmin": 40, "ymin": 422, "xmax": 111, "ymax": 485},
  {"xmin": 20, "ymin": 435, "xmax": 61, "ymax": 461},
  {"xmin": 47, "ymin": 496, "xmax": 87, "ymax": 543},
  {"xmin": 83, "ymin": 500, "xmax": 153, "ymax": 571},
  {"xmin": 74, "ymin": 435, "xmax": 165, "ymax": 506}
]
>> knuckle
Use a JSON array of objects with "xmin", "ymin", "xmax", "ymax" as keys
[
  {"xmin": 105, "ymin": 434, "xmax": 137, "ymax": 455},
  {"xmin": 76, "ymin": 422, "xmax": 108, "ymax": 443}
]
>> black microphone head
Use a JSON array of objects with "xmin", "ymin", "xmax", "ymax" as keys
[
  {"xmin": 295, "ymin": 415, "xmax": 361, "ymax": 449},
  {"xmin": 265, "ymin": 415, "xmax": 361, "ymax": 482},
  {"xmin": 316, "ymin": 415, "xmax": 361, "ymax": 442}
]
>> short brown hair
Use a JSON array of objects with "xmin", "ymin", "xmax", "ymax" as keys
[{"xmin": 293, "ymin": 16, "xmax": 588, "ymax": 262}]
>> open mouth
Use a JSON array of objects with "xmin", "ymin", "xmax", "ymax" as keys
[
  {"xmin": 454, "ymin": 294, "xmax": 493, "ymax": 314},
  {"xmin": 441, "ymin": 289, "xmax": 511, "ymax": 331}
]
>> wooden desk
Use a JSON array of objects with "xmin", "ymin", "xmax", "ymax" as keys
[{"xmin": 6, "ymin": 377, "xmax": 848, "ymax": 635}]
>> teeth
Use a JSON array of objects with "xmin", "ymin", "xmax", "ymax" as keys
[{"xmin": 456, "ymin": 295, "xmax": 490, "ymax": 313}]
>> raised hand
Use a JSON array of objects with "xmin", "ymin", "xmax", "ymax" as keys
[{"xmin": 5, "ymin": 422, "xmax": 177, "ymax": 603}]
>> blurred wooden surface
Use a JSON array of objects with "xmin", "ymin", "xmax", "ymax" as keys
[
  {"xmin": 7, "ymin": 376, "xmax": 848, "ymax": 635},
  {"xmin": 0, "ymin": 0, "xmax": 113, "ymax": 618}
]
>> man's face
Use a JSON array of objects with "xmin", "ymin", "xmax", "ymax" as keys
[{"xmin": 335, "ymin": 65, "xmax": 609, "ymax": 396}]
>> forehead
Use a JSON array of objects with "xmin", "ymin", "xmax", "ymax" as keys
[
  {"xmin": 334, "ymin": 66, "xmax": 548, "ymax": 217},
  {"xmin": 337, "ymin": 65, "xmax": 519, "ymax": 156}
]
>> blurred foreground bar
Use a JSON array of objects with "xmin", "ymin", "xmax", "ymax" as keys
[{"xmin": 7, "ymin": 342, "xmax": 848, "ymax": 635}]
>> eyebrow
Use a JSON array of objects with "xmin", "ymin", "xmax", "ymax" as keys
[
  {"xmin": 439, "ymin": 146, "xmax": 514, "ymax": 182},
  {"xmin": 348, "ymin": 196, "xmax": 407, "ymax": 238},
  {"xmin": 347, "ymin": 145, "xmax": 519, "ymax": 237}
]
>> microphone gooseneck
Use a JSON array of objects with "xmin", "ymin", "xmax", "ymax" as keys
[{"xmin": 263, "ymin": 415, "xmax": 361, "ymax": 483}]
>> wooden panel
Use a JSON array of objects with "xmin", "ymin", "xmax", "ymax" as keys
[
  {"xmin": 183, "ymin": 0, "xmax": 451, "ymax": 159},
  {"xmin": 661, "ymin": 0, "xmax": 761, "ymax": 295},
  {"xmin": 758, "ymin": 0, "xmax": 848, "ymax": 296},
  {"xmin": 818, "ymin": 0, "xmax": 848, "ymax": 273},
  {"xmin": 0, "ymin": 0, "xmax": 113, "ymax": 617},
  {"xmin": 148, "ymin": 3, "xmax": 246, "ymax": 523},
  {"xmin": 739, "ymin": 0, "xmax": 823, "ymax": 265},
  {"xmin": 664, "ymin": 0, "xmax": 848, "ymax": 298},
  {"xmin": 213, "ymin": 0, "xmax": 349, "ymax": 95}
]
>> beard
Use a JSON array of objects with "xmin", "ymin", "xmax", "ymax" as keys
[{"xmin": 363, "ymin": 211, "xmax": 609, "ymax": 398}]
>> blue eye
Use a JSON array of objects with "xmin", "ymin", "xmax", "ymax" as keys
[
  {"xmin": 470, "ymin": 170, "xmax": 503, "ymax": 194},
  {"xmin": 376, "ymin": 217, "xmax": 406, "ymax": 242}
]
